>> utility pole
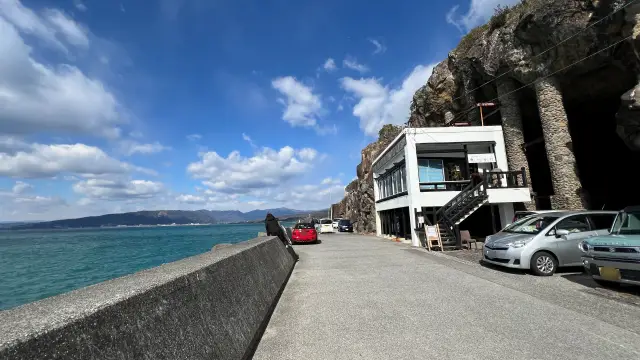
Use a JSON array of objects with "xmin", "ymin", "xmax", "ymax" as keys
[{"xmin": 477, "ymin": 102, "xmax": 496, "ymax": 126}]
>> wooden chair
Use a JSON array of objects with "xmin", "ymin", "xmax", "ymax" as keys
[{"xmin": 460, "ymin": 230, "xmax": 479, "ymax": 250}]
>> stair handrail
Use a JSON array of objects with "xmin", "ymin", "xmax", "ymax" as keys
[{"xmin": 444, "ymin": 181, "xmax": 487, "ymax": 220}]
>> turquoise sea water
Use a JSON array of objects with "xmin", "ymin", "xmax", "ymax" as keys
[{"xmin": 0, "ymin": 223, "xmax": 291, "ymax": 311}]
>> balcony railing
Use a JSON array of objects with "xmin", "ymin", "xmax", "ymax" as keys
[
  {"xmin": 419, "ymin": 168, "xmax": 528, "ymax": 192},
  {"xmin": 484, "ymin": 168, "xmax": 528, "ymax": 189},
  {"xmin": 419, "ymin": 180, "xmax": 471, "ymax": 192}
]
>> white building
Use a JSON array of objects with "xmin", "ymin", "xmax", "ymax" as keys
[{"xmin": 372, "ymin": 126, "xmax": 532, "ymax": 247}]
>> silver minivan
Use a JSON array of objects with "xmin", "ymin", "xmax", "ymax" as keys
[{"xmin": 483, "ymin": 211, "xmax": 618, "ymax": 276}]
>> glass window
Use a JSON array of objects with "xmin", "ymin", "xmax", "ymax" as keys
[
  {"xmin": 588, "ymin": 214, "xmax": 616, "ymax": 231},
  {"xmin": 503, "ymin": 216, "xmax": 560, "ymax": 234},
  {"xmin": 556, "ymin": 215, "xmax": 590, "ymax": 233},
  {"xmin": 418, "ymin": 159, "xmax": 445, "ymax": 190},
  {"xmin": 612, "ymin": 211, "xmax": 640, "ymax": 235}
]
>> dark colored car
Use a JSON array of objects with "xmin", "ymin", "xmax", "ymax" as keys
[
  {"xmin": 338, "ymin": 219, "xmax": 353, "ymax": 233},
  {"xmin": 292, "ymin": 223, "xmax": 318, "ymax": 243}
]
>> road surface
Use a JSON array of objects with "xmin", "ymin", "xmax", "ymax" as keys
[{"xmin": 253, "ymin": 234, "xmax": 640, "ymax": 360}]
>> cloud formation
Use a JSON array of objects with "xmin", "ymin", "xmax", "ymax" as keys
[
  {"xmin": 368, "ymin": 38, "xmax": 386, "ymax": 54},
  {"xmin": 340, "ymin": 64, "xmax": 435, "ymax": 136},
  {"xmin": 187, "ymin": 146, "xmax": 317, "ymax": 193},
  {"xmin": 323, "ymin": 58, "xmax": 337, "ymax": 72},
  {"xmin": 73, "ymin": 179, "xmax": 164, "ymax": 200},
  {"xmin": 0, "ymin": 143, "xmax": 154, "ymax": 178},
  {"xmin": 0, "ymin": 11, "xmax": 123, "ymax": 138},
  {"xmin": 343, "ymin": 56, "xmax": 369, "ymax": 73}
]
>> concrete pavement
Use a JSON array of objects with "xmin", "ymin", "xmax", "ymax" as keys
[{"xmin": 253, "ymin": 233, "xmax": 640, "ymax": 360}]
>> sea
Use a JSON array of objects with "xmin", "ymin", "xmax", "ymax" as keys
[{"xmin": 0, "ymin": 223, "xmax": 294, "ymax": 311}]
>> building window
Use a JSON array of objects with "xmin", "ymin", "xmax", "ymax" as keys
[
  {"xmin": 377, "ymin": 164, "xmax": 408, "ymax": 200},
  {"xmin": 418, "ymin": 159, "xmax": 445, "ymax": 190}
]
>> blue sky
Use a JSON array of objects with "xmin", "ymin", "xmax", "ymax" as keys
[{"xmin": 0, "ymin": 0, "xmax": 517, "ymax": 221}]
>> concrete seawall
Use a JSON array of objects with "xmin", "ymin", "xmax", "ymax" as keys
[{"xmin": 0, "ymin": 236, "xmax": 295, "ymax": 360}]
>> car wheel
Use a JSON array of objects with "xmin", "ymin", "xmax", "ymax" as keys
[
  {"xmin": 593, "ymin": 278, "xmax": 620, "ymax": 288},
  {"xmin": 530, "ymin": 251, "xmax": 557, "ymax": 276}
]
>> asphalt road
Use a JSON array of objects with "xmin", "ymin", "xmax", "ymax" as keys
[{"xmin": 253, "ymin": 234, "xmax": 640, "ymax": 360}]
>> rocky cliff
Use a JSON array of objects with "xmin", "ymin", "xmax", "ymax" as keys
[
  {"xmin": 410, "ymin": 0, "xmax": 639, "ymax": 128},
  {"xmin": 336, "ymin": 0, "xmax": 640, "ymax": 230},
  {"xmin": 333, "ymin": 125, "xmax": 402, "ymax": 233}
]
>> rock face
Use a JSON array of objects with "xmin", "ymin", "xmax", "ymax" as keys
[{"xmin": 334, "ymin": 125, "xmax": 403, "ymax": 233}]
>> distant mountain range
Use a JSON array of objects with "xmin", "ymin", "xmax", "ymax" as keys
[{"xmin": 3, "ymin": 208, "xmax": 328, "ymax": 230}]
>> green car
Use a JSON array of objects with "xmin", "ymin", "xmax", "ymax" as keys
[{"xmin": 579, "ymin": 206, "xmax": 640, "ymax": 286}]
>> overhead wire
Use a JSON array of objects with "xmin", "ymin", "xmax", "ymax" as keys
[{"xmin": 446, "ymin": 34, "xmax": 632, "ymax": 126}]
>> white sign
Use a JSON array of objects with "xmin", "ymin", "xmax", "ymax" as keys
[{"xmin": 468, "ymin": 153, "xmax": 496, "ymax": 164}]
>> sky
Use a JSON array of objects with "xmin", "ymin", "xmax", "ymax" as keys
[{"xmin": 0, "ymin": 0, "xmax": 519, "ymax": 221}]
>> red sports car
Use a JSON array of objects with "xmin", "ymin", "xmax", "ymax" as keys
[{"xmin": 291, "ymin": 223, "xmax": 318, "ymax": 244}]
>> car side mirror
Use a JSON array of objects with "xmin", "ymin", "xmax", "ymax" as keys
[{"xmin": 555, "ymin": 229, "xmax": 570, "ymax": 238}]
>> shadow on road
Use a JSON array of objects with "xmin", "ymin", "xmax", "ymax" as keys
[
  {"xmin": 293, "ymin": 240, "xmax": 322, "ymax": 246},
  {"xmin": 562, "ymin": 273, "xmax": 640, "ymax": 296},
  {"xmin": 479, "ymin": 260, "xmax": 528, "ymax": 276}
]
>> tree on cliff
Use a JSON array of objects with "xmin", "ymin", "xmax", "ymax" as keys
[{"xmin": 378, "ymin": 124, "xmax": 403, "ymax": 143}]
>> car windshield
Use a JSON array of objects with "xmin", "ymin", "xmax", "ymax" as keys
[
  {"xmin": 320, "ymin": 219, "xmax": 332, "ymax": 224},
  {"xmin": 514, "ymin": 212, "xmax": 534, "ymax": 221},
  {"xmin": 295, "ymin": 223, "xmax": 314, "ymax": 229},
  {"xmin": 503, "ymin": 215, "xmax": 559, "ymax": 234},
  {"xmin": 611, "ymin": 211, "xmax": 640, "ymax": 235},
  {"xmin": 339, "ymin": 220, "xmax": 351, "ymax": 226}
]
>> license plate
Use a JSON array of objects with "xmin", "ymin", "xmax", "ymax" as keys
[
  {"xmin": 485, "ymin": 250, "xmax": 495, "ymax": 258},
  {"xmin": 599, "ymin": 267, "xmax": 621, "ymax": 281}
]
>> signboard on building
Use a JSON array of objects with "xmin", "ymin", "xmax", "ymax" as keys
[{"xmin": 468, "ymin": 153, "xmax": 496, "ymax": 164}]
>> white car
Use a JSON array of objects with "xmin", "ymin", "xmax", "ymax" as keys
[
  {"xmin": 332, "ymin": 218, "xmax": 342, "ymax": 230},
  {"xmin": 318, "ymin": 219, "xmax": 334, "ymax": 233}
]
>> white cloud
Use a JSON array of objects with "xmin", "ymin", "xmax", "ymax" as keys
[
  {"xmin": 73, "ymin": 179, "xmax": 164, "ymax": 200},
  {"xmin": 11, "ymin": 195, "xmax": 67, "ymax": 212},
  {"xmin": 0, "ymin": 5, "xmax": 123, "ymax": 138},
  {"xmin": 242, "ymin": 133, "xmax": 257, "ymax": 148},
  {"xmin": 368, "ymin": 38, "xmax": 386, "ymax": 54},
  {"xmin": 340, "ymin": 63, "xmax": 435, "ymax": 136},
  {"xmin": 446, "ymin": 0, "xmax": 521, "ymax": 32},
  {"xmin": 323, "ymin": 58, "xmax": 337, "ymax": 72},
  {"xmin": 321, "ymin": 177, "xmax": 341, "ymax": 185},
  {"xmin": 272, "ymin": 76, "xmax": 322, "ymax": 128},
  {"xmin": 187, "ymin": 134, "xmax": 202, "ymax": 141},
  {"xmin": 119, "ymin": 141, "xmax": 171, "ymax": 156},
  {"xmin": 12, "ymin": 180, "xmax": 32, "ymax": 194},
  {"xmin": 44, "ymin": 9, "xmax": 89, "ymax": 47},
  {"xmin": 176, "ymin": 194, "xmax": 207, "ymax": 204},
  {"xmin": 343, "ymin": 56, "xmax": 369, "ymax": 73},
  {"xmin": 0, "ymin": 143, "xmax": 154, "ymax": 178},
  {"xmin": 297, "ymin": 148, "xmax": 318, "ymax": 162},
  {"xmin": 187, "ymin": 146, "xmax": 316, "ymax": 193},
  {"xmin": 74, "ymin": 1, "xmax": 87, "ymax": 12}
]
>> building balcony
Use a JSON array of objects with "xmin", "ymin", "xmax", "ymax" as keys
[{"xmin": 419, "ymin": 169, "xmax": 530, "ymax": 207}]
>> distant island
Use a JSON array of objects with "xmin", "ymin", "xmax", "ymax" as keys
[{"xmin": 2, "ymin": 208, "xmax": 329, "ymax": 230}]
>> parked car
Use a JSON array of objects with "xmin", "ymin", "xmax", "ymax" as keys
[
  {"xmin": 332, "ymin": 218, "xmax": 342, "ymax": 230},
  {"xmin": 338, "ymin": 219, "xmax": 353, "ymax": 232},
  {"xmin": 483, "ymin": 210, "xmax": 617, "ymax": 276},
  {"xmin": 318, "ymin": 218, "xmax": 334, "ymax": 234},
  {"xmin": 580, "ymin": 206, "xmax": 640, "ymax": 287},
  {"xmin": 512, "ymin": 210, "xmax": 564, "ymax": 223},
  {"xmin": 291, "ymin": 223, "xmax": 318, "ymax": 244}
]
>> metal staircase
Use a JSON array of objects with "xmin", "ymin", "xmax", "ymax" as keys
[{"xmin": 435, "ymin": 180, "xmax": 488, "ymax": 248}]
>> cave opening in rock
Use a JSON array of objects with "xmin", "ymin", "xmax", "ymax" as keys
[
  {"xmin": 517, "ymin": 85, "xmax": 554, "ymax": 209},
  {"xmin": 563, "ymin": 65, "xmax": 639, "ymax": 210}
]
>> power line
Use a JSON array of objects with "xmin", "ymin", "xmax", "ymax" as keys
[
  {"xmin": 450, "ymin": 0, "xmax": 638, "ymax": 104},
  {"xmin": 447, "ymin": 34, "xmax": 632, "ymax": 126}
]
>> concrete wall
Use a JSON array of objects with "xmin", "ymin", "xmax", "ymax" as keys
[{"xmin": 0, "ymin": 236, "xmax": 295, "ymax": 360}]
